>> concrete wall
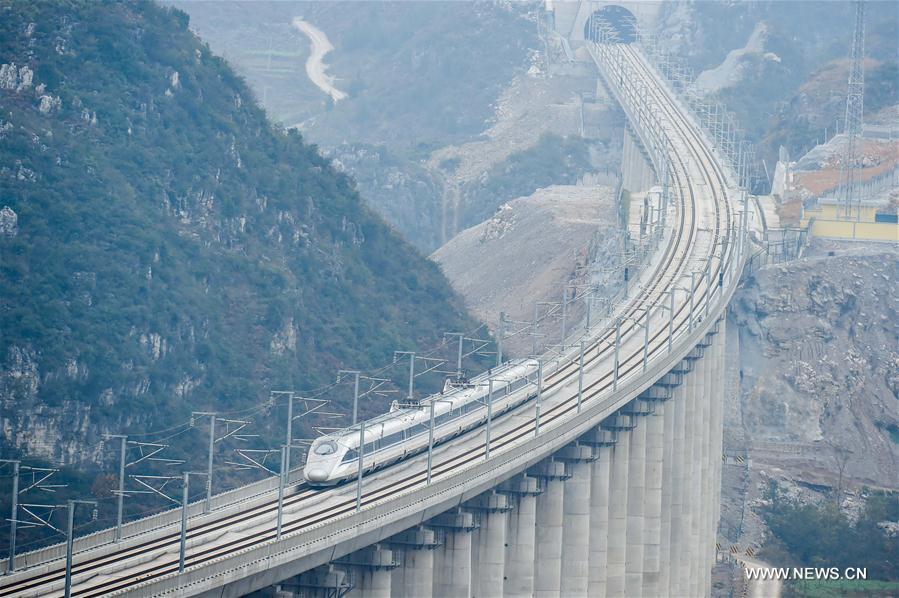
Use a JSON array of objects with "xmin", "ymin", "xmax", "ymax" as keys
[
  {"xmin": 806, "ymin": 218, "xmax": 899, "ymax": 242},
  {"xmin": 621, "ymin": 126, "xmax": 656, "ymax": 193}
]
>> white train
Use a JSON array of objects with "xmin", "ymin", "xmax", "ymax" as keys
[{"xmin": 304, "ymin": 359, "xmax": 540, "ymax": 485}]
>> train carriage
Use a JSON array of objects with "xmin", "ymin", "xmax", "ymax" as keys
[{"xmin": 304, "ymin": 359, "xmax": 540, "ymax": 485}]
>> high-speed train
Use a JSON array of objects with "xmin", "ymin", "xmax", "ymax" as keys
[{"xmin": 304, "ymin": 359, "xmax": 540, "ymax": 485}]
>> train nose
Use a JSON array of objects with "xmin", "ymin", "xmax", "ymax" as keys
[{"xmin": 305, "ymin": 467, "xmax": 329, "ymax": 483}]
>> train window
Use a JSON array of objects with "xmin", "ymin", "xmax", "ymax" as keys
[
  {"xmin": 314, "ymin": 441, "xmax": 338, "ymax": 456},
  {"xmin": 383, "ymin": 432, "xmax": 403, "ymax": 447},
  {"xmin": 342, "ymin": 449, "xmax": 358, "ymax": 463}
]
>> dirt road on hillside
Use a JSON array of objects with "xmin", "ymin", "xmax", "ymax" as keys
[{"xmin": 292, "ymin": 17, "xmax": 348, "ymax": 102}]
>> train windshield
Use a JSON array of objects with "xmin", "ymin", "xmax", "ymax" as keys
[{"xmin": 314, "ymin": 440, "xmax": 338, "ymax": 456}]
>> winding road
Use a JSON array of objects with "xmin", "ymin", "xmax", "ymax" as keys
[{"xmin": 291, "ymin": 17, "xmax": 348, "ymax": 103}]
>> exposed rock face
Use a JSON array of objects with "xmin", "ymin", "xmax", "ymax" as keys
[
  {"xmin": 0, "ymin": 346, "xmax": 103, "ymax": 465},
  {"xmin": 324, "ymin": 144, "xmax": 444, "ymax": 251},
  {"xmin": 0, "ymin": 63, "xmax": 32, "ymax": 91},
  {"xmin": 693, "ymin": 22, "xmax": 781, "ymax": 97},
  {"xmin": 1, "ymin": 62, "xmax": 60, "ymax": 114},
  {"xmin": 731, "ymin": 245, "xmax": 899, "ymax": 491},
  {"xmin": 0, "ymin": 206, "xmax": 17, "ymax": 238},
  {"xmin": 270, "ymin": 317, "xmax": 298, "ymax": 356},
  {"xmin": 432, "ymin": 184, "xmax": 621, "ymax": 354}
]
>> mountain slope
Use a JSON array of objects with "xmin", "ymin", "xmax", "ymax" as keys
[{"xmin": 0, "ymin": 0, "xmax": 479, "ymax": 465}]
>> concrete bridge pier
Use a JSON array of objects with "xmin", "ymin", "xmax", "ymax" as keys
[
  {"xmin": 641, "ymin": 397, "xmax": 667, "ymax": 596},
  {"xmin": 657, "ymin": 387, "xmax": 676, "ymax": 594},
  {"xmin": 707, "ymin": 320, "xmax": 727, "ymax": 595},
  {"xmin": 429, "ymin": 510, "xmax": 477, "ymax": 598},
  {"xmin": 713, "ymin": 321, "xmax": 728, "ymax": 549},
  {"xmin": 695, "ymin": 333, "xmax": 714, "ymax": 597},
  {"xmin": 669, "ymin": 356, "xmax": 695, "ymax": 596},
  {"xmin": 387, "ymin": 527, "xmax": 438, "ymax": 598},
  {"xmin": 682, "ymin": 347, "xmax": 706, "ymax": 596},
  {"xmin": 583, "ymin": 427, "xmax": 617, "ymax": 598},
  {"xmin": 622, "ymin": 126, "xmax": 656, "ymax": 193},
  {"xmin": 468, "ymin": 491, "xmax": 511, "ymax": 598},
  {"xmin": 558, "ymin": 444, "xmax": 596, "ymax": 597},
  {"xmin": 602, "ymin": 413, "xmax": 635, "ymax": 597},
  {"xmin": 499, "ymin": 475, "xmax": 541, "ymax": 597},
  {"xmin": 339, "ymin": 545, "xmax": 395, "ymax": 598},
  {"xmin": 686, "ymin": 346, "xmax": 707, "ymax": 598},
  {"xmin": 705, "ymin": 330, "xmax": 721, "ymax": 596},
  {"xmin": 624, "ymin": 401, "xmax": 651, "ymax": 597},
  {"xmin": 278, "ymin": 565, "xmax": 350, "ymax": 598},
  {"xmin": 530, "ymin": 458, "xmax": 569, "ymax": 598}
]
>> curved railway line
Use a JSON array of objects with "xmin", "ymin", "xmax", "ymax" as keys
[{"xmin": 1, "ymin": 43, "xmax": 741, "ymax": 598}]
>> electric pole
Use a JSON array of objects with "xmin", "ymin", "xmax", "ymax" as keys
[
  {"xmin": 1, "ymin": 460, "xmax": 18, "ymax": 574},
  {"xmin": 337, "ymin": 371, "xmax": 362, "ymax": 425}
]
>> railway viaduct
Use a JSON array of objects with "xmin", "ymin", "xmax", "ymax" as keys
[{"xmin": 1, "ymin": 3, "xmax": 761, "ymax": 597}]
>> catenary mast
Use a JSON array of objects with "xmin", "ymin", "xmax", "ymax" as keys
[{"xmin": 838, "ymin": 0, "xmax": 866, "ymax": 221}]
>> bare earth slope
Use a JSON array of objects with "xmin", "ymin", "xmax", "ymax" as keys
[{"xmin": 432, "ymin": 185, "xmax": 620, "ymax": 354}]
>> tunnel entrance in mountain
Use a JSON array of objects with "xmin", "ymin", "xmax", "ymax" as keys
[{"xmin": 584, "ymin": 5, "xmax": 638, "ymax": 44}]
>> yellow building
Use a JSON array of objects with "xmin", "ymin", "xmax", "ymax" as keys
[{"xmin": 800, "ymin": 200, "xmax": 898, "ymax": 242}]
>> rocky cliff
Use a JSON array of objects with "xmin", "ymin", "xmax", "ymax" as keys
[
  {"xmin": 732, "ymin": 246, "xmax": 899, "ymax": 491},
  {"xmin": 715, "ymin": 243, "xmax": 899, "ymax": 579}
]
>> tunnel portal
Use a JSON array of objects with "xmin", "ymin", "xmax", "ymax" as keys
[{"xmin": 584, "ymin": 5, "xmax": 638, "ymax": 44}]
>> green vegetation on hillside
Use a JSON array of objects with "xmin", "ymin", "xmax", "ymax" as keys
[
  {"xmin": 325, "ymin": 142, "xmax": 444, "ymax": 251},
  {"xmin": 864, "ymin": 62, "xmax": 899, "ymax": 117},
  {"xmin": 785, "ymin": 579, "xmax": 899, "ymax": 597},
  {"xmin": 760, "ymin": 59, "xmax": 899, "ymax": 163},
  {"xmin": 761, "ymin": 485, "xmax": 899, "ymax": 582},
  {"xmin": 0, "ymin": 0, "xmax": 480, "ymax": 460}
]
